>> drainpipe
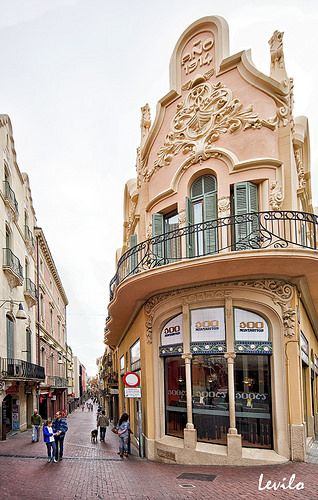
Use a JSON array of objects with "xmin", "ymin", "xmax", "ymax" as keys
[{"xmin": 36, "ymin": 235, "xmax": 40, "ymax": 367}]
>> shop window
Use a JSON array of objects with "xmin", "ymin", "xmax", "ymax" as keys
[
  {"xmin": 160, "ymin": 313, "xmax": 183, "ymax": 356},
  {"xmin": 186, "ymin": 175, "xmax": 218, "ymax": 257},
  {"xmin": 191, "ymin": 355, "xmax": 228, "ymax": 444},
  {"xmin": 130, "ymin": 339, "xmax": 140, "ymax": 371},
  {"xmin": 234, "ymin": 355, "xmax": 272, "ymax": 449},
  {"xmin": 190, "ymin": 307, "xmax": 226, "ymax": 354},
  {"xmin": 165, "ymin": 356, "xmax": 186, "ymax": 438},
  {"xmin": 234, "ymin": 308, "xmax": 272, "ymax": 354}
]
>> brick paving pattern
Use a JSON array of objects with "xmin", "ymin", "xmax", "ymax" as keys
[{"xmin": 0, "ymin": 402, "xmax": 317, "ymax": 499}]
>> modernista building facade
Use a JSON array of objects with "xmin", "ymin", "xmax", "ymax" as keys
[{"xmin": 105, "ymin": 16, "xmax": 318, "ymax": 465}]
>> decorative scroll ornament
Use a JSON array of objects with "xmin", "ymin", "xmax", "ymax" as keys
[
  {"xmin": 150, "ymin": 81, "xmax": 273, "ymax": 180},
  {"xmin": 178, "ymin": 209, "xmax": 186, "ymax": 225},
  {"xmin": 269, "ymin": 181, "xmax": 283, "ymax": 210},
  {"xmin": 181, "ymin": 68, "xmax": 215, "ymax": 91},
  {"xmin": 281, "ymin": 306, "xmax": 296, "ymax": 337},
  {"xmin": 141, "ymin": 103, "xmax": 151, "ymax": 144},
  {"xmin": 269, "ymin": 31, "xmax": 288, "ymax": 84}
]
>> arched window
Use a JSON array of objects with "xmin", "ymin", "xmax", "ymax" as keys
[{"xmin": 187, "ymin": 175, "xmax": 218, "ymax": 256}]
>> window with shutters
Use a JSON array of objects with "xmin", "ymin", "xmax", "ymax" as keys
[
  {"xmin": 152, "ymin": 210, "xmax": 181, "ymax": 264},
  {"xmin": 187, "ymin": 175, "xmax": 218, "ymax": 257},
  {"xmin": 232, "ymin": 182, "xmax": 259, "ymax": 250},
  {"xmin": 26, "ymin": 327, "xmax": 32, "ymax": 363},
  {"xmin": 6, "ymin": 314, "xmax": 14, "ymax": 359},
  {"xmin": 128, "ymin": 234, "xmax": 138, "ymax": 275}
]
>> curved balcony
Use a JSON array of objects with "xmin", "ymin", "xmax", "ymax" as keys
[{"xmin": 107, "ymin": 211, "xmax": 318, "ymax": 343}]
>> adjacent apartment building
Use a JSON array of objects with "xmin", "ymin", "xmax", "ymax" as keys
[
  {"xmin": 105, "ymin": 16, "xmax": 318, "ymax": 465},
  {"xmin": 0, "ymin": 114, "xmax": 75, "ymax": 438}
]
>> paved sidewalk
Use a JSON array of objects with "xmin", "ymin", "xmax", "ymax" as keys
[{"xmin": 0, "ymin": 404, "xmax": 317, "ymax": 499}]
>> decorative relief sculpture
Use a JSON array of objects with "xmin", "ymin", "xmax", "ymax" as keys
[
  {"xmin": 281, "ymin": 305, "xmax": 296, "ymax": 337},
  {"xmin": 269, "ymin": 181, "xmax": 283, "ymax": 210},
  {"xmin": 140, "ymin": 103, "xmax": 151, "ymax": 143},
  {"xmin": 218, "ymin": 196, "xmax": 230, "ymax": 214},
  {"xmin": 181, "ymin": 68, "xmax": 215, "ymax": 91},
  {"xmin": 148, "ymin": 81, "xmax": 273, "ymax": 180},
  {"xmin": 269, "ymin": 31, "xmax": 286, "ymax": 77},
  {"xmin": 294, "ymin": 148, "xmax": 306, "ymax": 189},
  {"xmin": 178, "ymin": 209, "xmax": 186, "ymax": 225}
]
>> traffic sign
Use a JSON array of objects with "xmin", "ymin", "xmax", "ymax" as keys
[
  {"xmin": 124, "ymin": 387, "xmax": 141, "ymax": 398},
  {"xmin": 123, "ymin": 371, "xmax": 140, "ymax": 387}
]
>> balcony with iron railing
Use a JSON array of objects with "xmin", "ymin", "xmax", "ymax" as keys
[
  {"xmin": 3, "ymin": 180, "xmax": 18, "ymax": 215},
  {"xmin": 107, "ymin": 211, "xmax": 318, "ymax": 343},
  {"xmin": 24, "ymin": 225, "xmax": 35, "ymax": 249},
  {"xmin": 3, "ymin": 248, "xmax": 24, "ymax": 287},
  {"xmin": 0, "ymin": 357, "xmax": 45, "ymax": 380},
  {"xmin": 47, "ymin": 376, "xmax": 68, "ymax": 388},
  {"xmin": 24, "ymin": 277, "xmax": 37, "ymax": 306}
]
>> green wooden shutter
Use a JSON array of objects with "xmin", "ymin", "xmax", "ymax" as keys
[
  {"xmin": 128, "ymin": 234, "xmax": 138, "ymax": 274},
  {"xmin": 204, "ymin": 192, "xmax": 217, "ymax": 254},
  {"xmin": 7, "ymin": 316, "xmax": 14, "ymax": 359},
  {"xmin": 248, "ymin": 182, "xmax": 259, "ymax": 245},
  {"xmin": 234, "ymin": 182, "xmax": 258, "ymax": 249},
  {"xmin": 185, "ymin": 197, "xmax": 194, "ymax": 258},
  {"xmin": 152, "ymin": 213, "xmax": 164, "ymax": 261}
]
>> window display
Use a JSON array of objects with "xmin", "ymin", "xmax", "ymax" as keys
[
  {"xmin": 191, "ymin": 355, "xmax": 229, "ymax": 444},
  {"xmin": 234, "ymin": 355, "xmax": 272, "ymax": 448},
  {"xmin": 165, "ymin": 357, "xmax": 186, "ymax": 438}
]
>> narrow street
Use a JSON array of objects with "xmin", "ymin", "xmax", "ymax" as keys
[{"xmin": 0, "ymin": 403, "xmax": 317, "ymax": 499}]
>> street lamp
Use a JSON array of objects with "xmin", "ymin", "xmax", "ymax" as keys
[{"xmin": 0, "ymin": 300, "xmax": 27, "ymax": 320}]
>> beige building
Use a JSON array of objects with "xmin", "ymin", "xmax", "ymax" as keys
[
  {"xmin": 35, "ymin": 227, "xmax": 69, "ymax": 419},
  {"xmin": 0, "ymin": 115, "xmax": 44, "ymax": 438},
  {"xmin": 105, "ymin": 16, "xmax": 318, "ymax": 465}
]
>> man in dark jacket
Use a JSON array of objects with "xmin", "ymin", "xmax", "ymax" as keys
[{"xmin": 52, "ymin": 411, "xmax": 68, "ymax": 461}]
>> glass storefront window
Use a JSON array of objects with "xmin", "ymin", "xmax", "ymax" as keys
[
  {"xmin": 234, "ymin": 355, "xmax": 272, "ymax": 449},
  {"xmin": 191, "ymin": 355, "xmax": 229, "ymax": 444},
  {"xmin": 165, "ymin": 357, "xmax": 186, "ymax": 438}
]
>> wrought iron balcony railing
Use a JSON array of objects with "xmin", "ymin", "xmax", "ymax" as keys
[
  {"xmin": 25, "ymin": 277, "xmax": 37, "ymax": 298},
  {"xmin": 24, "ymin": 225, "xmax": 35, "ymax": 247},
  {"xmin": 3, "ymin": 248, "xmax": 24, "ymax": 281},
  {"xmin": 47, "ymin": 376, "xmax": 68, "ymax": 388},
  {"xmin": 0, "ymin": 357, "xmax": 45, "ymax": 380},
  {"xmin": 3, "ymin": 180, "xmax": 18, "ymax": 213},
  {"xmin": 109, "ymin": 210, "xmax": 318, "ymax": 300}
]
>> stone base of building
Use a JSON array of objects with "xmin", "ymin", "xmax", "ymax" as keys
[
  {"xmin": 144, "ymin": 436, "xmax": 289, "ymax": 466},
  {"xmin": 290, "ymin": 424, "xmax": 306, "ymax": 461}
]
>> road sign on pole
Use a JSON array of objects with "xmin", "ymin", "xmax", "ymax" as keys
[{"xmin": 123, "ymin": 372, "xmax": 140, "ymax": 387}]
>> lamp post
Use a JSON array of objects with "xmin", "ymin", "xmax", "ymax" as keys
[{"xmin": 0, "ymin": 300, "xmax": 27, "ymax": 320}]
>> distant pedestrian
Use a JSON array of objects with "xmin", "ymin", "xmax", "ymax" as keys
[
  {"xmin": 97, "ymin": 411, "xmax": 109, "ymax": 442},
  {"xmin": 81, "ymin": 404, "xmax": 85, "ymax": 412},
  {"xmin": 43, "ymin": 419, "xmax": 57, "ymax": 463},
  {"xmin": 117, "ymin": 413, "xmax": 130, "ymax": 458},
  {"xmin": 31, "ymin": 408, "xmax": 42, "ymax": 443},
  {"xmin": 53, "ymin": 411, "xmax": 68, "ymax": 461}
]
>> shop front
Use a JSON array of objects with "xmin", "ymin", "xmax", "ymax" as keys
[{"xmin": 153, "ymin": 292, "xmax": 286, "ymax": 465}]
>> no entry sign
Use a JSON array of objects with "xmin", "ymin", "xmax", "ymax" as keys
[{"xmin": 123, "ymin": 371, "xmax": 140, "ymax": 387}]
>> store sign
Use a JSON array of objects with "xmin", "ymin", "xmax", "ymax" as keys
[
  {"xmin": 234, "ymin": 309, "xmax": 269, "ymax": 342},
  {"xmin": 191, "ymin": 308, "xmax": 225, "ymax": 342},
  {"xmin": 161, "ymin": 314, "xmax": 183, "ymax": 346}
]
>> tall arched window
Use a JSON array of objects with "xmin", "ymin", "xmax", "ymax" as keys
[
  {"xmin": 187, "ymin": 175, "xmax": 218, "ymax": 256},
  {"xmin": 26, "ymin": 328, "xmax": 32, "ymax": 363}
]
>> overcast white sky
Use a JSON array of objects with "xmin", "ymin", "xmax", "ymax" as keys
[{"xmin": 0, "ymin": 0, "xmax": 317, "ymax": 375}]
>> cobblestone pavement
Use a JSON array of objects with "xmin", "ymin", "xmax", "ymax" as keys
[{"xmin": 0, "ymin": 404, "xmax": 317, "ymax": 499}]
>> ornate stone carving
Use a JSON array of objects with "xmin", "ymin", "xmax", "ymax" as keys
[
  {"xmin": 295, "ymin": 148, "xmax": 306, "ymax": 189},
  {"xmin": 281, "ymin": 305, "xmax": 296, "ymax": 337},
  {"xmin": 181, "ymin": 68, "xmax": 215, "ymax": 91},
  {"xmin": 141, "ymin": 103, "xmax": 151, "ymax": 143},
  {"xmin": 178, "ymin": 209, "xmax": 186, "ymax": 225},
  {"xmin": 269, "ymin": 181, "xmax": 283, "ymax": 210},
  {"xmin": 218, "ymin": 196, "xmax": 230, "ymax": 214},
  {"xmin": 146, "ymin": 222, "xmax": 152, "ymax": 239},
  {"xmin": 269, "ymin": 30, "xmax": 288, "ymax": 84},
  {"xmin": 144, "ymin": 279, "xmax": 295, "ymax": 343},
  {"xmin": 150, "ymin": 81, "xmax": 273, "ymax": 179}
]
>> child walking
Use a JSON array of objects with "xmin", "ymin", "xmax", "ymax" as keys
[{"xmin": 43, "ymin": 419, "xmax": 57, "ymax": 463}]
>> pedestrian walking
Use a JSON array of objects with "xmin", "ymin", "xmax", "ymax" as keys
[
  {"xmin": 43, "ymin": 419, "xmax": 57, "ymax": 463},
  {"xmin": 31, "ymin": 408, "xmax": 42, "ymax": 443},
  {"xmin": 53, "ymin": 410, "xmax": 68, "ymax": 461},
  {"xmin": 81, "ymin": 404, "xmax": 85, "ymax": 412},
  {"xmin": 117, "ymin": 413, "xmax": 130, "ymax": 458},
  {"xmin": 97, "ymin": 410, "xmax": 109, "ymax": 442}
]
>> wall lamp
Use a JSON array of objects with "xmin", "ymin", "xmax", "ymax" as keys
[{"xmin": 0, "ymin": 299, "xmax": 27, "ymax": 320}]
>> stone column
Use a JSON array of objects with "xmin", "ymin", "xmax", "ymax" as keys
[
  {"xmin": 224, "ymin": 297, "xmax": 242, "ymax": 459},
  {"xmin": 182, "ymin": 304, "xmax": 197, "ymax": 449}
]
